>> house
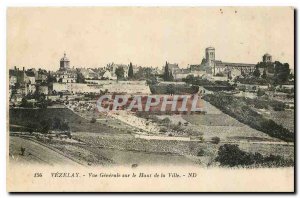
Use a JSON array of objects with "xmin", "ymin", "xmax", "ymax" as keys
[{"xmin": 102, "ymin": 70, "xmax": 117, "ymax": 80}]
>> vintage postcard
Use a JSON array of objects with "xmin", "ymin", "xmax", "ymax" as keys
[{"xmin": 7, "ymin": 7, "xmax": 295, "ymax": 192}]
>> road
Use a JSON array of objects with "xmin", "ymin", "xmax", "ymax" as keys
[{"xmin": 9, "ymin": 136, "xmax": 80, "ymax": 166}]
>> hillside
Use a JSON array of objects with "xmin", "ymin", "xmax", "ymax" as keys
[{"xmin": 9, "ymin": 108, "xmax": 120, "ymax": 133}]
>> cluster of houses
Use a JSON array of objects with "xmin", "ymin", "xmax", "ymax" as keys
[
  {"xmin": 9, "ymin": 66, "xmax": 49, "ymax": 102},
  {"xmin": 9, "ymin": 47, "xmax": 293, "ymax": 105},
  {"xmin": 9, "ymin": 53, "xmax": 156, "ymax": 103}
]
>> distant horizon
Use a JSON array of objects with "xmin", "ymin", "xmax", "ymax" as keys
[
  {"xmin": 8, "ymin": 50, "xmax": 295, "ymax": 72},
  {"xmin": 7, "ymin": 7, "xmax": 294, "ymax": 70}
]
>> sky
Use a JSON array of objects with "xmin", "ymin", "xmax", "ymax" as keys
[{"xmin": 7, "ymin": 7, "xmax": 294, "ymax": 70}]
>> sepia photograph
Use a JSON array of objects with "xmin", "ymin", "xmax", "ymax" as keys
[{"xmin": 6, "ymin": 6, "xmax": 295, "ymax": 192}]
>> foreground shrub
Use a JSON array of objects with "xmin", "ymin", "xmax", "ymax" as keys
[
  {"xmin": 197, "ymin": 149, "xmax": 205, "ymax": 156},
  {"xmin": 90, "ymin": 117, "xmax": 96, "ymax": 123},
  {"xmin": 216, "ymin": 144, "xmax": 294, "ymax": 167},
  {"xmin": 211, "ymin": 136, "xmax": 221, "ymax": 144}
]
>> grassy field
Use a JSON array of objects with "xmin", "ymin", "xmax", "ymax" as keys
[
  {"xmin": 182, "ymin": 100, "xmax": 279, "ymax": 142},
  {"xmin": 203, "ymin": 94, "xmax": 294, "ymax": 142},
  {"xmin": 183, "ymin": 114, "xmax": 244, "ymax": 127},
  {"xmin": 73, "ymin": 132, "xmax": 293, "ymax": 166},
  {"xmin": 9, "ymin": 108, "xmax": 132, "ymax": 134},
  {"xmin": 72, "ymin": 132, "xmax": 212, "ymax": 166},
  {"xmin": 9, "ymin": 102, "xmax": 294, "ymax": 167}
]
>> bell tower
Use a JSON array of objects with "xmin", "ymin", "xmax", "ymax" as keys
[
  {"xmin": 60, "ymin": 52, "xmax": 70, "ymax": 70},
  {"xmin": 205, "ymin": 47, "xmax": 215, "ymax": 67}
]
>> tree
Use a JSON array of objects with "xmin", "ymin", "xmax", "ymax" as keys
[
  {"xmin": 52, "ymin": 117, "xmax": 62, "ymax": 130},
  {"xmin": 166, "ymin": 84, "xmax": 175, "ymax": 95},
  {"xmin": 169, "ymin": 70, "xmax": 174, "ymax": 81},
  {"xmin": 115, "ymin": 66, "xmax": 125, "ymax": 81},
  {"xmin": 36, "ymin": 93, "xmax": 48, "ymax": 109},
  {"xmin": 253, "ymin": 67, "xmax": 261, "ymax": 78},
  {"xmin": 133, "ymin": 67, "xmax": 154, "ymax": 80},
  {"xmin": 20, "ymin": 147, "xmax": 26, "ymax": 156},
  {"xmin": 274, "ymin": 61, "xmax": 290, "ymax": 84},
  {"xmin": 261, "ymin": 69, "xmax": 267, "ymax": 79},
  {"xmin": 197, "ymin": 149, "xmax": 205, "ymax": 156},
  {"xmin": 27, "ymin": 122, "xmax": 38, "ymax": 133},
  {"xmin": 211, "ymin": 136, "xmax": 220, "ymax": 144},
  {"xmin": 61, "ymin": 122, "xmax": 70, "ymax": 131},
  {"xmin": 90, "ymin": 117, "xmax": 97, "ymax": 123},
  {"xmin": 183, "ymin": 75, "xmax": 195, "ymax": 84},
  {"xmin": 76, "ymin": 72, "xmax": 85, "ymax": 83},
  {"xmin": 20, "ymin": 98, "xmax": 29, "ymax": 107},
  {"xmin": 146, "ymin": 76, "xmax": 158, "ymax": 86},
  {"xmin": 216, "ymin": 144, "xmax": 293, "ymax": 167},
  {"xmin": 289, "ymin": 73, "xmax": 294, "ymax": 80},
  {"xmin": 40, "ymin": 119, "xmax": 51, "ymax": 134},
  {"xmin": 163, "ymin": 62, "xmax": 175, "ymax": 81},
  {"xmin": 47, "ymin": 74, "xmax": 57, "ymax": 83},
  {"xmin": 257, "ymin": 88, "xmax": 265, "ymax": 97},
  {"xmin": 163, "ymin": 62, "xmax": 170, "ymax": 81},
  {"xmin": 128, "ymin": 62, "xmax": 134, "ymax": 79},
  {"xmin": 216, "ymin": 144, "xmax": 254, "ymax": 167}
]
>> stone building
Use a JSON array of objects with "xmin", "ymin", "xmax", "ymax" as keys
[
  {"xmin": 191, "ymin": 47, "xmax": 257, "ymax": 78},
  {"xmin": 172, "ymin": 68, "xmax": 191, "ymax": 80},
  {"xmin": 60, "ymin": 52, "xmax": 70, "ymax": 70},
  {"xmin": 54, "ymin": 52, "xmax": 77, "ymax": 83},
  {"xmin": 262, "ymin": 53, "xmax": 272, "ymax": 63},
  {"xmin": 166, "ymin": 62, "xmax": 180, "ymax": 73},
  {"xmin": 205, "ymin": 47, "xmax": 216, "ymax": 67}
]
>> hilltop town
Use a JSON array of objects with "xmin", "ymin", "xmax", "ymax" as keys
[
  {"xmin": 9, "ymin": 47, "xmax": 294, "ymax": 102},
  {"xmin": 9, "ymin": 47, "xmax": 295, "ymax": 167}
]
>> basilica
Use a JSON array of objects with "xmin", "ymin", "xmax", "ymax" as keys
[{"xmin": 172, "ymin": 47, "xmax": 272, "ymax": 80}]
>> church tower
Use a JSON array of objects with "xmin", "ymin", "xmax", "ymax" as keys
[
  {"xmin": 60, "ymin": 52, "xmax": 70, "ymax": 70},
  {"xmin": 205, "ymin": 47, "xmax": 215, "ymax": 67},
  {"xmin": 205, "ymin": 47, "xmax": 216, "ymax": 75}
]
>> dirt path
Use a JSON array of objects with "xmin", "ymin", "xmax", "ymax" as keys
[{"xmin": 9, "ymin": 136, "xmax": 80, "ymax": 166}]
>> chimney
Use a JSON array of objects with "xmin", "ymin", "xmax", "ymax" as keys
[
  {"xmin": 23, "ymin": 67, "xmax": 25, "ymax": 71},
  {"xmin": 14, "ymin": 66, "xmax": 17, "ymax": 70}
]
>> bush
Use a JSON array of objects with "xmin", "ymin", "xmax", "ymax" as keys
[
  {"xmin": 254, "ymin": 102, "xmax": 268, "ymax": 109},
  {"xmin": 273, "ymin": 105, "xmax": 285, "ymax": 111},
  {"xmin": 199, "ymin": 136, "xmax": 204, "ymax": 142},
  {"xmin": 257, "ymin": 88, "xmax": 265, "ymax": 97},
  {"xmin": 216, "ymin": 144, "xmax": 293, "ymax": 167},
  {"xmin": 159, "ymin": 127, "xmax": 167, "ymax": 133},
  {"xmin": 211, "ymin": 136, "xmax": 220, "ymax": 144},
  {"xmin": 161, "ymin": 117, "xmax": 171, "ymax": 124},
  {"xmin": 216, "ymin": 144, "xmax": 254, "ymax": 167},
  {"xmin": 90, "ymin": 117, "xmax": 97, "ymax": 123},
  {"xmin": 171, "ymin": 124, "xmax": 183, "ymax": 132},
  {"xmin": 66, "ymin": 132, "xmax": 72, "ymax": 139},
  {"xmin": 270, "ymin": 101, "xmax": 285, "ymax": 111},
  {"xmin": 197, "ymin": 149, "xmax": 205, "ymax": 156}
]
